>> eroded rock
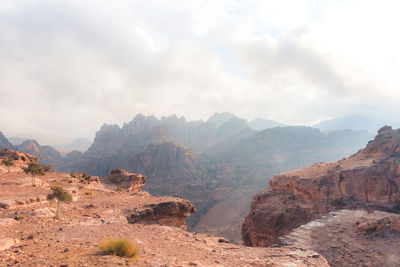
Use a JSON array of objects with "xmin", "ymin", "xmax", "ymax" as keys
[
  {"xmin": 243, "ymin": 126, "xmax": 400, "ymax": 246},
  {"xmin": 100, "ymin": 169, "xmax": 146, "ymax": 191}
]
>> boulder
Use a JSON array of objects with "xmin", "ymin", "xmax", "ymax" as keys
[{"xmin": 100, "ymin": 169, "xmax": 146, "ymax": 191}]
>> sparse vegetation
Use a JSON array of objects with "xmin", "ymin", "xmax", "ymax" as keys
[
  {"xmin": 98, "ymin": 238, "xmax": 139, "ymax": 258},
  {"xmin": 2, "ymin": 158, "xmax": 14, "ymax": 173},
  {"xmin": 23, "ymin": 161, "xmax": 45, "ymax": 185},
  {"xmin": 48, "ymin": 186, "xmax": 73, "ymax": 219},
  {"xmin": 116, "ymin": 187, "xmax": 124, "ymax": 192},
  {"xmin": 70, "ymin": 173, "xmax": 76, "ymax": 178},
  {"xmin": 84, "ymin": 190, "xmax": 93, "ymax": 195}
]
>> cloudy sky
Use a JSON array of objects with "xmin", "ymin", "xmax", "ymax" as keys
[{"xmin": 1, "ymin": 0, "xmax": 400, "ymax": 144}]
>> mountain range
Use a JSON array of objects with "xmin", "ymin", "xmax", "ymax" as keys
[{"xmin": 0, "ymin": 113, "xmax": 374, "ymax": 242}]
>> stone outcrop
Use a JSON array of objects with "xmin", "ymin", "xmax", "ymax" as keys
[
  {"xmin": 0, "ymin": 149, "xmax": 37, "ymax": 174},
  {"xmin": 242, "ymin": 126, "xmax": 400, "ymax": 247},
  {"xmin": 100, "ymin": 169, "xmax": 146, "ymax": 191},
  {"xmin": 279, "ymin": 210, "xmax": 400, "ymax": 267},
  {"xmin": 127, "ymin": 198, "xmax": 197, "ymax": 229}
]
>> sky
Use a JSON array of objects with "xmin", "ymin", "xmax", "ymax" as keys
[{"xmin": 1, "ymin": 0, "xmax": 400, "ymax": 144}]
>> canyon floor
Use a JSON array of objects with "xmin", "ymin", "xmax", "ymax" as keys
[{"xmin": 0, "ymin": 171, "xmax": 328, "ymax": 267}]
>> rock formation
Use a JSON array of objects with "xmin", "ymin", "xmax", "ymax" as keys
[
  {"xmin": 280, "ymin": 210, "xmax": 400, "ymax": 267},
  {"xmin": 127, "ymin": 198, "xmax": 196, "ymax": 229},
  {"xmin": 242, "ymin": 125, "xmax": 400, "ymax": 247},
  {"xmin": 0, "ymin": 149, "xmax": 37, "ymax": 174},
  {"xmin": 100, "ymin": 169, "xmax": 146, "ymax": 191}
]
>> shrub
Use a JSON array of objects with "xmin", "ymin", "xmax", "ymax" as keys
[
  {"xmin": 98, "ymin": 238, "xmax": 138, "ymax": 258},
  {"xmin": 82, "ymin": 173, "xmax": 91, "ymax": 181},
  {"xmin": 70, "ymin": 173, "xmax": 76, "ymax": 178},
  {"xmin": 116, "ymin": 187, "xmax": 124, "ymax": 192},
  {"xmin": 84, "ymin": 191, "xmax": 93, "ymax": 196},
  {"xmin": 17, "ymin": 214, "xmax": 26, "ymax": 220},
  {"xmin": 48, "ymin": 186, "xmax": 73, "ymax": 219}
]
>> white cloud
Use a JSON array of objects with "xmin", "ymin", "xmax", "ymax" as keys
[{"xmin": 0, "ymin": 0, "xmax": 399, "ymax": 143}]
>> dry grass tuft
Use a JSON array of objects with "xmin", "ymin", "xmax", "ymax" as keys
[
  {"xmin": 98, "ymin": 238, "xmax": 139, "ymax": 258},
  {"xmin": 84, "ymin": 191, "xmax": 93, "ymax": 195}
]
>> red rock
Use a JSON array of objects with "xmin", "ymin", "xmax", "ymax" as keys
[
  {"xmin": 100, "ymin": 169, "xmax": 146, "ymax": 191},
  {"xmin": 242, "ymin": 126, "xmax": 400, "ymax": 246}
]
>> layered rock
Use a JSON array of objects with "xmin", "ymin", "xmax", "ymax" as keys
[
  {"xmin": 127, "ymin": 198, "xmax": 196, "ymax": 229},
  {"xmin": 100, "ymin": 169, "xmax": 146, "ymax": 191},
  {"xmin": 280, "ymin": 210, "xmax": 400, "ymax": 267},
  {"xmin": 242, "ymin": 126, "xmax": 400, "ymax": 247}
]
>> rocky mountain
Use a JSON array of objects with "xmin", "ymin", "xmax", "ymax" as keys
[
  {"xmin": 55, "ymin": 114, "xmax": 374, "ymax": 243},
  {"xmin": 242, "ymin": 126, "xmax": 400, "ymax": 265},
  {"xmin": 0, "ymin": 132, "xmax": 14, "ymax": 150},
  {"xmin": 0, "ymin": 157, "xmax": 328, "ymax": 266},
  {"xmin": 16, "ymin": 140, "xmax": 62, "ymax": 167}
]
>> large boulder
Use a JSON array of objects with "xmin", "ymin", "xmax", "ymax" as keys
[{"xmin": 100, "ymin": 169, "xmax": 146, "ymax": 191}]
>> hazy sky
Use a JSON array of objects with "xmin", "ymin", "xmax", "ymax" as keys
[{"xmin": 1, "ymin": 0, "xmax": 400, "ymax": 144}]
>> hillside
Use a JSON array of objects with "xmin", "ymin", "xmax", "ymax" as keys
[{"xmin": 0, "ymin": 151, "xmax": 328, "ymax": 266}]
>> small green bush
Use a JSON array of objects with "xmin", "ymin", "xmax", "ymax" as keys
[
  {"xmin": 99, "ymin": 238, "xmax": 138, "ymax": 258},
  {"xmin": 116, "ymin": 187, "xmax": 124, "ymax": 192}
]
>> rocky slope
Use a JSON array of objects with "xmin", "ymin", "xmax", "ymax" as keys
[
  {"xmin": 242, "ymin": 126, "xmax": 400, "ymax": 248},
  {"xmin": 0, "ymin": 150, "xmax": 328, "ymax": 266},
  {"xmin": 280, "ymin": 209, "xmax": 400, "ymax": 267},
  {"xmin": 0, "ymin": 149, "xmax": 37, "ymax": 174}
]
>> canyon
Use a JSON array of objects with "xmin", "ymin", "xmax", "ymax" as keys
[{"xmin": 0, "ymin": 113, "xmax": 373, "ymax": 242}]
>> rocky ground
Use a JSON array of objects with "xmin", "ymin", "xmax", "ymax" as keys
[
  {"xmin": 281, "ymin": 210, "xmax": 400, "ymax": 267},
  {"xmin": 0, "ymin": 163, "xmax": 328, "ymax": 266}
]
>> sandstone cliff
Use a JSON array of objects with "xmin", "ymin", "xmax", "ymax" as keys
[{"xmin": 242, "ymin": 125, "xmax": 400, "ymax": 247}]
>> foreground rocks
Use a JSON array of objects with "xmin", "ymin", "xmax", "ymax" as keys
[
  {"xmin": 280, "ymin": 210, "xmax": 400, "ymax": 267},
  {"xmin": 0, "ymin": 162, "xmax": 328, "ymax": 266},
  {"xmin": 100, "ymin": 169, "xmax": 146, "ymax": 191}
]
